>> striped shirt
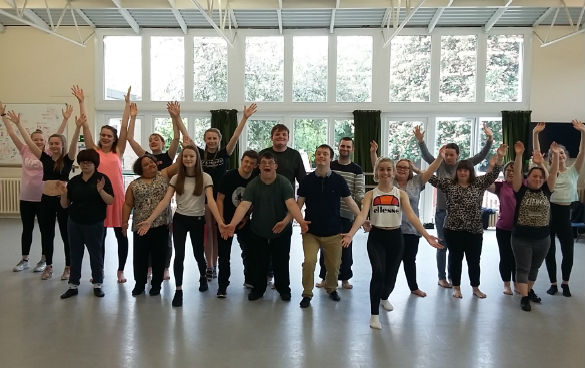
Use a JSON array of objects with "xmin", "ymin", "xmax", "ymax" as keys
[{"xmin": 331, "ymin": 160, "xmax": 365, "ymax": 220}]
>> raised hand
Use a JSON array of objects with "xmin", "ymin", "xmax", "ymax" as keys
[
  {"xmin": 483, "ymin": 123, "xmax": 493, "ymax": 140},
  {"xmin": 243, "ymin": 103, "xmax": 257, "ymax": 119},
  {"xmin": 532, "ymin": 149, "xmax": 544, "ymax": 166},
  {"xmin": 7, "ymin": 110, "xmax": 21, "ymax": 125},
  {"xmin": 571, "ymin": 119, "xmax": 585, "ymax": 132},
  {"xmin": 414, "ymin": 125, "xmax": 424, "ymax": 142},
  {"xmin": 124, "ymin": 86, "xmax": 132, "ymax": 104},
  {"xmin": 167, "ymin": 101, "xmax": 180, "ymax": 118},
  {"xmin": 0, "ymin": 101, "xmax": 6, "ymax": 116},
  {"xmin": 550, "ymin": 141, "xmax": 562, "ymax": 155},
  {"xmin": 438, "ymin": 145, "xmax": 447, "ymax": 160},
  {"xmin": 96, "ymin": 177, "xmax": 105, "ymax": 192},
  {"xmin": 75, "ymin": 114, "xmax": 86, "ymax": 128},
  {"xmin": 514, "ymin": 141, "xmax": 525, "ymax": 155},
  {"xmin": 62, "ymin": 104, "xmax": 73, "ymax": 120},
  {"xmin": 496, "ymin": 143, "xmax": 508, "ymax": 157},
  {"xmin": 370, "ymin": 140, "xmax": 378, "ymax": 153},
  {"xmin": 71, "ymin": 85, "xmax": 84, "ymax": 103},
  {"xmin": 130, "ymin": 103, "xmax": 138, "ymax": 118},
  {"xmin": 533, "ymin": 122, "xmax": 546, "ymax": 134}
]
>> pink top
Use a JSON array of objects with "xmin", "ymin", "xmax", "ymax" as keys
[
  {"xmin": 494, "ymin": 181, "xmax": 516, "ymax": 231},
  {"xmin": 19, "ymin": 145, "xmax": 44, "ymax": 202},
  {"xmin": 97, "ymin": 150, "xmax": 124, "ymax": 227}
]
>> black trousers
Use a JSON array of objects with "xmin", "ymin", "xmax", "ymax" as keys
[
  {"xmin": 496, "ymin": 228, "xmax": 516, "ymax": 283},
  {"xmin": 217, "ymin": 225, "xmax": 250, "ymax": 290},
  {"xmin": 38, "ymin": 194, "xmax": 69, "ymax": 266},
  {"xmin": 318, "ymin": 217, "xmax": 353, "ymax": 281},
  {"xmin": 402, "ymin": 233, "xmax": 420, "ymax": 291},
  {"xmin": 247, "ymin": 227, "xmax": 292, "ymax": 296},
  {"xmin": 546, "ymin": 203, "xmax": 574, "ymax": 283},
  {"xmin": 173, "ymin": 213, "xmax": 206, "ymax": 287},
  {"xmin": 20, "ymin": 200, "xmax": 41, "ymax": 256},
  {"xmin": 444, "ymin": 229, "xmax": 483, "ymax": 287},
  {"xmin": 133, "ymin": 225, "xmax": 168, "ymax": 289}
]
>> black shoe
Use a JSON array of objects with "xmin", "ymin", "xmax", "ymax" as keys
[
  {"xmin": 217, "ymin": 288, "xmax": 227, "ymax": 298},
  {"xmin": 521, "ymin": 296, "xmax": 531, "ymax": 311},
  {"xmin": 546, "ymin": 285, "xmax": 558, "ymax": 295},
  {"xmin": 300, "ymin": 297, "xmax": 311, "ymax": 308},
  {"xmin": 60, "ymin": 288, "xmax": 78, "ymax": 299},
  {"xmin": 528, "ymin": 289, "xmax": 541, "ymax": 303},
  {"xmin": 280, "ymin": 293, "xmax": 291, "ymax": 301},
  {"xmin": 561, "ymin": 284, "xmax": 572, "ymax": 297},
  {"xmin": 149, "ymin": 287, "xmax": 161, "ymax": 296},
  {"xmin": 93, "ymin": 288, "xmax": 105, "ymax": 297},
  {"xmin": 199, "ymin": 278, "xmax": 208, "ymax": 292},
  {"xmin": 248, "ymin": 291, "xmax": 262, "ymax": 301},
  {"xmin": 329, "ymin": 290, "xmax": 341, "ymax": 302},
  {"xmin": 132, "ymin": 285, "xmax": 145, "ymax": 296},
  {"xmin": 172, "ymin": 290, "xmax": 183, "ymax": 307}
]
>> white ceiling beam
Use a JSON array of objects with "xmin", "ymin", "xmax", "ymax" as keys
[
  {"xmin": 533, "ymin": 7, "xmax": 554, "ymax": 27},
  {"xmin": 190, "ymin": 0, "xmax": 234, "ymax": 47},
  {"xmin": 484, "ymin": 0, "xmax": 513, "ymax": 32},
  {"xmin": 111, "ymin": 0, "xmax": 139, "ymax": 34},
  {"xmin": 229, "ymin": 8, "xmax": 238, "ymax": 28},
  {"xmin": 330, "ymin": 0, "xmax": 340, "ymax": 34},
  {"xmin": 0, "ymin": 23, "xmax": 5, "ymax": 32},
  {"xmin": 383, "ymin": 0, "xmax": 426, "ymax": 47},
  {"xmin": 168, "ymin": 0, "xmax": 188, "ymax": 34},
  {"xmin": 540, "ymin": 26, "xmax": 585, "ymax": 46},
  {"xmin": 427, "ymin": 0, "xmax": 451, "ymax": 33},
  {"xmin": 277, "ymin": 0, "xmax": 282, "ymax": 34},
  {"xmin": 74, "ymin": 8, "xmax": 95, "ymax": 27}
]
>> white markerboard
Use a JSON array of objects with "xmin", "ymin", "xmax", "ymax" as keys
[{"xmin": 0, "ymin": 103, "xmax": 68, "ymax": 166}]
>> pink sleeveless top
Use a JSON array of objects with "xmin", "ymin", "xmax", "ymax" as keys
[{"xmin": 97, "ymin": 150, "xmax": 124, "ymax": 227}]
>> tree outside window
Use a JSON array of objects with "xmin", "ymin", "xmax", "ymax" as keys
[
  {"xmin": 388, "ymin": 121, "xmax": 423, "ymax": 168},
  {"xmin": 293, "ymin": 36, "xmax": 328, "ymax": 102},
  {"xmin": 336, "ymin": 36, "xmax": 372, "ymax": 102},
  {"xmin": 245, "ymin": 37, "xmax": 284, "ymax": 102},
  {"xmin": 293, "ymin": 118, "xmax": 327, "ymax": 168},
  {"xmin": 194, "ymin": 37, "xmax": 228, "ymax": 102},
  {"xmin": 440, "ymin": 35, "xmax": 477, "ymax": 102},
  {"xmin": 486, "ymin": 35, "xmax": 523, "ymax": 102},
  {"xmin": 390, "ymin": 36, "xmax": 431, "ymax": 102},
  {"xmin": 436, "ymin": 118, "xmax": 472, "ymax": 159},
  {"xmin": 151, "ymin": 36, "xmax": 184, "ymax": 101},
  {"xmin": 246, "ymin": 120, "xmax": 280, "ymax": 152}
]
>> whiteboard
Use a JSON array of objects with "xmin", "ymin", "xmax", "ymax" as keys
[{"xmin": 0, "ymin": 104, "xmax": 68, "ymax": 166}]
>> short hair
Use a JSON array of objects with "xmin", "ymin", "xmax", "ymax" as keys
[
  {"xmin": 316, "ymin": 144, "xmax": 334, "ymax": 158},
  {"xmin": 150, "ymin": 133, "xmax": 166, "ymax": 144},
  {"xmin": 503, "ymin": 161, "xmax": 514, "ymax": 173},
  {"xmin": 445, "ymin": 143, "xmax": 460, "ymax": 156},
  {"xmin": 527, "ymin": 166, "xmax": 547, "ymax": 180},
  {"xmin": 259, "ymin": 150, "xmax": 277, "ymax": 164},
  {"xmin": 77, "ymin": 149, "xmax": 100, "ymax": 168},
  {"xmin": 339, "ymin": 137, "xmax": 354, "ymax": 145},
  {"xmin": 373, "ymin": 157, "xmax": 395, "ymax": 183},
  {"xmin": 452, "ymin": 159, "xmax": 476, "ymax": 184},
  {"xmin": 270, "ymin": 124, "xmax": 289, "ymax": 137},
  {"xmin": 241, "ymin": 150, "xmax": 259, "ymax": 161},
  {"xmin": 396, "ymin": 158, "xmax": 413, "ymax": 180},
  {"xmin": 132, "ymin": 153, "xmax": 158, "ymax": 176}
]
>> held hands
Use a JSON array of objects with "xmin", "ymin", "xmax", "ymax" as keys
[
  {"xmin": 533, "ymin": 122, "xmax": 546, "ymax": 134},
  {"xmin": 424, "ymin": 234, "xmax": 443, "ymax": 249},
  {"xmin": 62, "ymin": 104, "xmax": 73, "ymax": 120},
  {"xmin": 243, "ymin": 103, "xmax": 257, "ymax": 119},
  {"xmin": 571, "ymin": 119, "xmax": 585, "ymax": 133},
  {"xmin": 483, "ymin": 123, "xmax": 493, "ymax": 140},
  {"xmin": 413, "ymin": 125, "xmax": 424, "ymax": 142},
  {"xmin": 167, "ymin": 101, "xmax": 181, "ymax": 118},
  {"xmin": 130, "ymin": 103, "xmax": 138, "ymax": 118},
  {"xmin": 514, "ymin": 141, "xmax": 525, "ymax": 155},
  {"xmin": 370, "ymin": 140, "xmax": 378, "ymax": 153},
  {"xmin": 71, "ymin": 85, "xmax": 84, "ymax": 103},
  {"xmin": 219, "ymin": 223, "xmax": 236, "ymax": 240}
]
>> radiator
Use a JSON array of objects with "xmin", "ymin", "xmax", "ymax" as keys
[
  {"xmin": 488, "ymin": 211, "xmax": 498, "ymax": 228},
  {"xmin": 0, "ymin": 178, "xmax": 20, "ymax": 217}
]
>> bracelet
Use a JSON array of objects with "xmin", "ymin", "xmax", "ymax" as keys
[{"xmin": 1, "ymin": 113, "xmax": 6, "ymax": 116}]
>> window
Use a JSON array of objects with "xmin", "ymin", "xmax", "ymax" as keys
[
  {"xmin": 440, "ymin": 35, "xmax": 477, "ymax": 102},
  {"xmin": 390, "ymin": 36, "xmax": 431, "ymax": 102},
  {"xmin": 193, "ymin": 37, "xmax": 228, "ymax": 102},
  {"xmin": 336, "ymin": 36, "xmax": 372, "ymax": 102},
  {"xmin": 104, "ymin": 36, "xmax": 142, "ymax": 100},
  {"xmin": 477, "ymin": 117, "xmax": 503, "ymax": 172},
  {"xmin": 334, "ymin": 119, "xmax": 354, "ymax": 158},
  {"xmin": 486, "ymin": 35, "xmax": 523, "ymax": 102},
  {"xmin": 387, "ymin": 121, "xmax": 423, "ymax": 166},
  {"xmin": 246, "ymin": 120, "xmax": 280, "ymax": 152},
  {"xmin": 107, "ymin": 117, "xmax": 140, "ymax": 172},
  {"xmin": 293, "ymin": 118, "xmax": 327, "ymax": 168},
  {"xmin": 151, "ymin": 36, "xmax": 184, "ymax": 101},
  {"xmin": 293, "ymin": 36, "xmax": 328, "ymax": 102},
  {"xmin": 245, "ymin": 37, "xmax": 284, "ymax": 102},
  {"xmin": 153, "ymin": 117, "xmax": 178, "ymax": 151},
  {"xmin": 191, "ymin": 118, "xmax": 211, "ymax": 148},
  {"xmin": 436, "ymin": 118, "xmax": 473, "ymax": 159}
]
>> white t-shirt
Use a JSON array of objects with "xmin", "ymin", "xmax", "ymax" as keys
[
  {"xmin": 169, "ymin": 172, "xmax": 213, "ymax": 216},
  {"xmin": 369, "ymin": 186, "xmax": 402, "ymax": 229}
]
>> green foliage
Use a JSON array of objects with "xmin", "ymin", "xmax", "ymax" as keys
[
  {"xmin": 245, "ymin": 37, "xmax": 284, "ymax": 102},
  {"xmin": 246, "ymin": 120, "xmax": 279, "ymax": 151},
  {"xmin": 334, "ymin": 120, "xmax": 355, "ymax": 157},
  {"xmin": 390, "ymin": 36, "xmax": 431, "ymax": 102},
  {"xmin": 293, "ymin": 119, "xmax": 327, "ymax": 167},
  {"xmin": 293, "ymin": 36, "xmax": 328, "ymax": 102},
  {"xmin": 437, "ymin": 119, "xmax": 472, "ymax": 159},
  {"xmin": 151, "ymin": 37, "xmax": 184, "ymax": 101},
  {"xmin": 194, "ymin": 37, "xmax": 228, "ymax": 102},
  {"xmin": 336, "ymin": 36, "xmax": 372, "ymax": 102},
  {"xmin": 486, "ymin": 35, "xmax": 522, "ymax": 102},
  {"xmin": 387, "ymin": 121, "xmax": 423, "ymax": 164},
  {"xmin": 440, "ymin": 35, "xmax": 477, "ymax": 102}
]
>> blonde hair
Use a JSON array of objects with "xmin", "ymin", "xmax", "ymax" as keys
[{"xmin": 373, "ymin": 157, "xmax": 394, "ymax": 183}]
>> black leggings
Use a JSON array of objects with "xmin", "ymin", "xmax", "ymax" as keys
[
  {"xmin": 19, "ymin": 200, "xmax": 41, "ymax": 257},
  {"xmin": 38, "ymin": 194, "xmax": 69, "ymax": 266},
  {"xmin": 546, "ymin": 203, "xmax": 574, "ymax": 283},
  {"xmin": 172, "ymin": 213, "xmax": 206, "ymax": 287},
  {"xmin": 443, "ymin": 229, "xmax": 483, "ymax": 287},
  {"xmin": 102, "ymin": 227, "xmax": 128, "ymax": 271},
  {"xmin": 402, "ymin": 233, "xmax": 420, "ymax": 291},
  {"xmin": 496, "ymin": 228, "xmax": 516, "ymax": 283},
  {"xmin": 367, "ymin": 227, "xmax": 403, "ymax": 315}
]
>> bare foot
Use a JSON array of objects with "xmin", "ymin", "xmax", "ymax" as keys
[
  {"xmin": 473, "ymin": 287, "xmax": 486, "ymax": 298},
  {"xmin": 438, "ymin": 279, "xmax": 452, "ymax": 288},
  {"xmin": 342, "ymin": 280, "xmax": 353, "ymax": 289},
  {"xmin": 411, "ymin": 289, "xmax": 427, "ymax": 297},
  {"xmin": 117, "ymin": 270, "xmax": 127, "ymax": 284},
  {"xmin": 163, "ymin": 268, "xmax": 170, "ymax": 281},
  {"xmin": 315, "ymin": 279, "xmax": 325, "ymax": 288},
  {"xmin": 452, "ymin": 287, "xmax": 462, "ymax": 299},
  {"xmin": 147, "ymin": 267, "xmax": 152, "ymax": 279},
  {"xmin": 503, "ymin": 285, "xmax": 513, "ymax": 295}
]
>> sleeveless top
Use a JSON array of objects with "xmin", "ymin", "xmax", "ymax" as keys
[
  {"xmin": 97, "ymin": 150, "xmax": 124, "ymax": 227},
  {"xmin": 369, "ymin": 186, "xmax": 402, "ymax": 229},
  {"xmin": 130, "ymin": 173, "xmax": 169, "ymax": 232}
]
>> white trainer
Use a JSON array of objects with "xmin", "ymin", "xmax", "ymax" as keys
[{"xmin": 13, "ymin": 259, "xmax": 30, "ymax": 272}]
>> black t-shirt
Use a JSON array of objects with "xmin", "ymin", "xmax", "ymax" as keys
[
  {"xmin": 513, "ymin": 183, "xmax": 552, "ymax": 239},
  {"xmin": 218, "ymin": 169, "xmax": 257, "ymax": 223},
  {"xmin": 40, "ymin": 151, "xmax": 74, "ymax": 181},
  {"xmin": 67, "ymin": 172, "xmax": 114, "ymax": 224},
  {"xmin": 153, "ymin": 151, "xmax": 173, "ymax": 170},
  {"xmin": 257, "ymin": 147, "xmax": 306, "ymax": 189},
  {"xmin": 199, "ymin": 147, "xmax": 230, "ymax": 192}
]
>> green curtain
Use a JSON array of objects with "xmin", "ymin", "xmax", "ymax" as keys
[
  {"xmin": 502, "ymin": 110, "xmax": 531, "ymax": 169},
  {"xmin": 354, "ymin": 110, "xmax": 381, "ymax": 186},
  {"xmin": 211, "ymin": 109, "xmax": 239, "ymax": 169}
]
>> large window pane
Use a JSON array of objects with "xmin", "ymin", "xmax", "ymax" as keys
[
  {"xmin": 390, "ymin": 36, "xmax": 431, "ymax": 102},
  {"xmin": 104, "ymin": 36, "xmax": 141, "ymax": 100},
  {"xmin": 193, "ymin": 37, "xmax": 228, "ymax": 102},
  {"xmin": 192, "ymin": 118, "xmax": 211, "ymax": 148},
  {"xmin": 334, "ymin": 119, "xmax": 354, "ymax": 158},
  {"xmin": 294, "ymin": 119, "xmax": 327, "ymax": 169},
  {"xmin": 153, "ymin": 117, "xmax": 182, "ymax": 152},
  {"xmin": 388, "ymin": 121, "xmax": 423, "ymax": 167},
  {"xmin": 245, "ymin": 37, "xmax": 284, "ymax": 102},
  {"xmin": 478, "ymin": 117, "xmax": 503, "ymax": 172},
  {"xmin": 107, "ymin": 117, "xmax": 140, "ymax": 172},
  {"xmin": 246, "ymin": 120, "xmax": 280, "ymax": 152},
  {"xmin": 293, "ymin": 36, "xmax": 328, "ymax": 102},
  {"xmin": 436, "ymin": 118, "xmax": 473, "ymax": 159},
  {"xmin": 486, "ymin": 35, "xmax": 523, "ymax": 102},
  {"xmin": 440, "ymin": 35, "xmax": 477, "ymax": 102},
  {"xmin": 151, "ymin": 37, "xmax": 184, "ymax": 101},
  {"xmin": 336, "ymin": 36, "xmax": 372, "ymax": 102}
]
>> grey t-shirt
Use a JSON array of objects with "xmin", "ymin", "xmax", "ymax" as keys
[{"xmin": 395, "ymin": 175, "xmax": 424, "ymax": 236}]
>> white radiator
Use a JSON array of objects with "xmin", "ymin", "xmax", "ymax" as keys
[
  {"xmin": 0, "ymin": 178, "xmax": 20, "ymax": 217},
  {"xmin": 488, "ymin": 211, "xmax": 498, "ymax": 228}
]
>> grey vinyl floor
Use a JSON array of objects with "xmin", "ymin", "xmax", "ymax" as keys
[{"xmin": 0, "ymin": 218, "xmax": 583, "ymax": 368}]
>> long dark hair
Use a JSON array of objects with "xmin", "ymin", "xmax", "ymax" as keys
[
  {"xmin": 451, "ymin": 159, "xmax": 476, "ymax": 185},
  {"xmin": 175, "ymin": 145, "xmax": 203, "ymax": 196},
  {"xmin": 98, "ymin": 125, "xmax": 119, "ymax": 153}
]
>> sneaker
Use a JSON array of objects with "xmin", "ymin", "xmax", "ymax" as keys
[
  {"xmin": 206, "ymin": 268, "xmax": 213, "ymax": 281},
  {"xmin": 248, "ymin": 291, "xmax": 262, "ymax": 301},
  {"xmin": 41, "ymin": 265, "xmax": 53, "ymax": 280},
  {"xmin": 33, "ymin": 260, "xmax": 46, "ymax": 272},
  {"xmin": 528, "ymin": 289, "xmax": 542, "ymax": 303},
  {"xmin": 93, "ymin": 288, "xmax": 105, "ymax": 297},
  {"xmin": 199, "ymin": 277, "xmax": 208, "ymax": 292},
  {"xmin": 60, "ymin": 288, "xmax": 78, "ymax": 299},
  {"xmin": 217, "ymin": 288, "xmax": 227, "ymax": 298},
  {"xmin": 243, "ymin": 282, "xmax": 254, "ymax": 289},
  {"xmin": 13, "ymin": 259, "xmax": 29, "ymax": 272},
  {"xmin": 61, "ymin": 266, "xmax": 70, "ymax": 280},
  {"xmin": 212, "ymin": 266, "xmax": 217, "ymax": 279},
  {"xmin": 172, "ymin": 290, "xmax": 183, "ymax": 307},
  {"xmin": 381, "ymin": 299, "xmax": 394, "ymax": 311},
  {"xmin": 521, "ymin": 296, "xmax": 531, "ymax": 311},
  {"xmin": 546, "ymin": 285, "xmax": 558, "ymax": 295},
  {"xmin": 280, "ymin": 292, "xmax": 291, "ymax": 301},
  {"xmin": 329, "ymin": 290, "xmax": 341, "ymax": 302},
  {"xmin": 299, "ymin": 297, "xmax": 311, "ymax": 308},
  {"xmin": 561, "ymin": 284, "xmax": 572, "ymax": 297},
  {"xmin": 149, "ymin": 286, "xmax": 161, "ymax": 296}
]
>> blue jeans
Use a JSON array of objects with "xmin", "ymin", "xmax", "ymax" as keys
[{"xmin": 435, "ymin": 209, "xmax": 450, "ymax": 280}]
